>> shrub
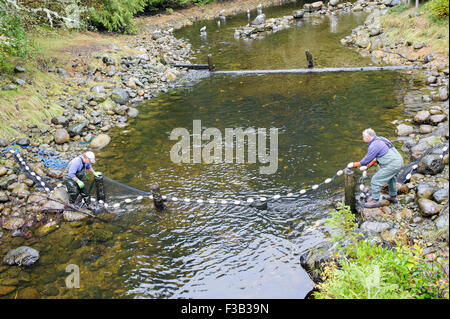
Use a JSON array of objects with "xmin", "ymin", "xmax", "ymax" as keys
[
  {"xmin": 0, "ymin": 11, "xmax": 34, "ymax": 69},
  {"xmin": 424, "ymin": 0, "xmax": 449, "ymax": 20},
  {"xmin": 87, "ymin": 0, "xmax": 148, "ymax": 33},
  {"xmin": 314, "ymin": 240, "xmax": 449, "ymax": 299},
  {"xmin": 388, "ymin": 2, "xmax": 410, "ymax": 14}
]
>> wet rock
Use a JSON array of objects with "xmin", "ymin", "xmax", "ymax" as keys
[
  {"xmin": 54, "ymin": 129, "xmax": 70, "ymax": 144},
  {"xmin": 410, "ymin": 142, "xmax": 430, "ymax": 160},
  {"xmin": 68, "ymin": 122, "xmax": 87, "ymax": 137},
  {"xmin": 18, "ymin": 287, "xmax": 40, "ymax": 299},
  {"xmin": 311, "ymin": 1, "xmax": 323, "ymax": 10},
  {"xmin": 416, "ymin": 183, "xmax": 435, "ymax": 199},
  {"xmin": 417, "ymin": 154, "xmax": 444, "ymax": 175},
  {"xmin": 41, "ymin": 200, "xmax": 65, "ymax": 213},
  {"xmin": 111, "ymin": 88, "xmax": 129, "ymax": 105},
  {"xmin": 252, "ymin": 14, "xmax": 265, "ymax": 25},
  {"xmin": 36, "ymin": 221, "xmax": 59, "ymax": 237},
  {"xmin": 46, "ymin": 168, "xmax": 63, "ymax": 179},
  {"xmin": 433, "ymin": 188, "xmax": 449, "ymax": 204},
  {"xmin": 3, "ymin": 246, "xmax": 40, "ymax": 266},
  {"xmin": 356, "ymin": 38, "xmax": 369, "ymax": 49},
  {"xmin": 329, "ymin": 0, "xmax": 340, "ymax": 6},
  {"xmin": 50, "ymin": 187, "xmax": 69, "ymax": 203},
  {"xmin": 396, "ymin": 124, "xmax": 413, "ymax": 136},
  {"xmin": 0, "ymin": 286, "xmax": 16, "ymax": 296},
  {"xmin": 12, "ymin": 183, "xmax": 29, "ymax": 199},
  {"xmin": 2, "ymin": 217, "xmax": 25, "ymax": 230},
  {"xmin": 89, "ymin": 134, "xmax": 111, "ymax": 149},
  {"xmin": 114, "ymin": 105, "xmax": 128, "ymax": 116},
  {"xmin": 419, "ymin": 125, "xmax": 433, "ymax": 134},
  {"xmin": 127, "ymin": 107, "xmax": 139, "ymax": 118},
  {"xmin": 430, "ymin": 114, "xmax": 447, "ymax": 125},
  {"xmin": 299, "ymin": 241, "xmax": 335, "ymax": 282},
  {"xmin": 437, "ymin": 86, "xmax": 448, "ymax": 101},
  {"xmin": 418, "ymin": 198, "xmax": 440, "ymax": 217},
  {"xmin": 413, "ymin": 110, "xmax": 430, "ymax": 124},
  {"xmin": 293, "ymin": 10, "xmax": 304, "ymax": 18},
  {"xmin": 63, "ymin": 211, "xmax": 87, "ymax": 222}
]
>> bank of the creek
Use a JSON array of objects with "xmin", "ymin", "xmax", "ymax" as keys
[{"xmin": 0, "ymin": 0, "xmax": 448, "ymax": 298}]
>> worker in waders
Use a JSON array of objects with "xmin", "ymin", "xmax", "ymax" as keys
[
  {"xmin": 64, "ymin": 152, "xmax": 101, "ymax": 207},
  {"xmin": 348, "ymin": 128, "xmax": 404, "ymax": 208}
]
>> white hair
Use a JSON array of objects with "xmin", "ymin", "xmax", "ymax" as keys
[{"xmin": 362, "ymin": 128, "xmax": 376, "ymax": 138}]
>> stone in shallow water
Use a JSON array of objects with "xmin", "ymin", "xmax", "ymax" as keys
[
  {"xmin": 63, "ymin": 211, "xmax": 88, "ymax": 222},
  {"xmin": 3, "ymin": 246, "xmax": 40, "ymax": 266},
  {"xmin": 2, "ymin": 217, "xmax": 25, "ymax": 230}
]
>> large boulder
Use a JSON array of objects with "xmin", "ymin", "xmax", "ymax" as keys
[
  {"xmin": 433, "ymin": 188, "xmax": 449, "ymax": 204},
  {"xmin": 413, "ymin": 110, "xmax": 430, "ymax": 124},
  {"xmin": 417, "ymin": 154, "xmax": 445, "ymax": 175},
  {"xmin": 3, "ymin": 246, "xmax": 40, "ymax": 266},
  {"xmin": 111, "ymin": 88, "xmax": 129, "ymax": 105},
  {"xmin": 2, "ymin": 217, "xmax": 25, "ymax": 230},
  {"xmin": 416, "ymin": 183, "xmax": 435, "ymax": 199},
  {"xmin": 418, "ymin": 198, "xmax": 440, "ymax": 217},
  {"xmin": 89, "ymin": 134, "xmax": 111, "ymax": 149},
  {"xmin": 68, "ymin": 122, "xmax": 87, "ymax": 137},
  {"xmin": 396, "ymin": 124, "xmax": 414, "ymax": 136},
  {"xmin": 54, "ymin": 129, "xmax": 70, "ymax": 144}
]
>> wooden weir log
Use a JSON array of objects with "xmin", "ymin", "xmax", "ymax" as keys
[{"xmin": 210, "ymin": 65, "xmax": 421, "ymax": 76}]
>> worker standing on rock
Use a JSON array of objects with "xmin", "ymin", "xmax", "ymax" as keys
[
  {"xmin": 348, "ymin": 128, "xmax": 404, "ymax": 208},
  {"xmin": 64, "ymin": 151, "xmax": 101, "ymax": 206}
]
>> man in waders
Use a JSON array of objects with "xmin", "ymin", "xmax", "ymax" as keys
[
  {"xmin": 348, "ymin": 128, "xmax": 404, "ymax": 208},
  {"xmin": 64, "ymin": 152, "xmax": 101, "ymax": 207}
]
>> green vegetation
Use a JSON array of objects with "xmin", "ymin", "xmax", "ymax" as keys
[
  {"xmin": 424, "ymin": 0, "xmax": 449, "ymax": 21},
  {"xmin": 0, "ymin": 11, "xmax": 34, "ymax": 70},
  {"xmin": 313, "ymin": 204, "xmax": 449, "ymax": 299},
  {"xmin": 382, "ymin": 2, "xmax": 449, "ymax": 54},
  {"xmin": 87, "ymin": 0, "xmax": 148, "ymax": 33}
]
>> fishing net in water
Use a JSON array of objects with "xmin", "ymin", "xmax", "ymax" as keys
[
  {"xmin": 88, "ymin": 175, "xmax": 151, "ymax": 203},
  {"xmin": 397, "ymin": 142, "xmax": 448, "ymax": 183}
]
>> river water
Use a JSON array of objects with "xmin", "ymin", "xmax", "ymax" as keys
[{"xmin": 1, "ymin": 1, "xmax": 428, "ymax": 298}]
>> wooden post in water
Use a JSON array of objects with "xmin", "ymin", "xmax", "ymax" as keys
[
  {"xmin": 150, "ymin": 183, "xmax": 165, "ymax": 211},
  {"xmin": 344, "ymin": 168, "xmax": 356, "ymax": 214},
  {"xmin": 305, "ymin": 49, "xmax": 314, "ymax": 68},
  {"xmin": 208, "ymin": 54, "xmax": 215, "ymax": 71}
]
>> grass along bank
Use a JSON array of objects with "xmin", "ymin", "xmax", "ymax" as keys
[{"xmin": 380, "ymin": 1, "xmax": 449, "ymax": 56}]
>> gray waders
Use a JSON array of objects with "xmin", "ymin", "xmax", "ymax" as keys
[
  {"xmin": 370, "ymin": 147, "xmax": 404, "ymax": 200},
  {"xmin": 63, "ymin": 171, "xmax": 91, "ymax": 205}
]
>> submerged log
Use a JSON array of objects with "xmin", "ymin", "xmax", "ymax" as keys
[{"xmin": 212, "ymin": 65, "xmax": 421, "ymax": 76}]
